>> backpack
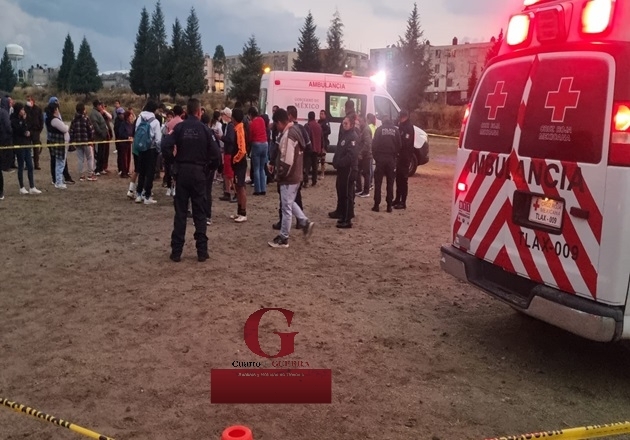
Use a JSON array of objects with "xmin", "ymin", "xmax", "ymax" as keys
[
  {"xmin": 133, "ymin": 117, "xmax": 156, "ymax": 153},
  {"xmin": 297, "ymin": 123, "xmax": 312, "ymax": 152}
]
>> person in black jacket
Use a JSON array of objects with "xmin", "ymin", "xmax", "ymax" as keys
[
  {"xmin": 371, "ymin": 116, "xmax": 401, "ymax": 213},
  {"xmin": 26, "ymin": 96, "xmax": 44, "ymax": 170},
  {"xmin": 161, "ymin": 98, "xmax": 221, "ymax": 263},
  {"xmin": 394, "ymin": 110, "xmax": 415, "ymax": 210},
  {"xmin": 11, "ymin": 103, "xmax": 41, "ymax": 194},
  {"xmin": 330, "ymin": 114, "xmax": 360, "ymax": 228}
]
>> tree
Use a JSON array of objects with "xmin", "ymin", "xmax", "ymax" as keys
[
  {"xmin": 163, "ymin": 18, "xmax": 183, "ymax": 99},
  {"xmin": 56, "ymin": 34, "xmax": 75, "ymax": 92},
  {"xmin": 0, "ymin": 49, "xmax": 17, "ymax": 93},
  {"xmin": 129, "ymin": 7, "xmax": 150, "ymax": 97},
  {"xmin": 175, "ymin": 7, "xmax": 206, "ymax": 97},
  {"xmin": 293, "ymin": 11, "xmax": 321, "ymax": 72},
  {"xmin": 485, "ymin": 29, "xmax": 504, "ymax": 67},
  {"xmin": 467, "ymin": 65, "xmax": 478, "ymax": 102},
  {"xmin": 146, "ymin": 0, "xmax": 167, "ymax": 99},
  {"xmin": 389, "ymin": 3, "xmax": 432, "ymax": 111},
  {"xmin": 68, "ymin": 37, "xmax": 102, "ymax": 96},
  {"xmin": 228, "ymin": 35, "xmax": 264, "ymax": 105},
  {"xmin": 322, "ymin": 10, "xmax": 346, "ymax": 74}
]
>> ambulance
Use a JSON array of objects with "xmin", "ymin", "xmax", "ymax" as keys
[
  {"xmin": 258, "ymin": 70, "xmax": 429, "ymax": 176},
  {"xmin": 440, "ymin": 0, "xmax": 630, "ymax": 342}
]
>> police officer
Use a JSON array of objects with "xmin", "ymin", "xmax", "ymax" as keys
[
  {"xmin": 394, "ymin": 110, "xmax": 415, "ymax": 210},
  {"xmin": 371, "ymin": 116, "xmax": 401, "ymax": 213},
  {"xmin": 330, "ymin": 114, "xmax": 360, "ymax": 228},
  {"xmin": 162, "ymin": 98, "xmax": 221, "ymax": 262}
]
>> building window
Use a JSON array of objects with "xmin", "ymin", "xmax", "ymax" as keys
[
  {"xmin": 435, "ymin": 50, "xmax": 441, "ymax": 58},
  {"xmin": 447, "ymin": 78, "xmax": 453, "ymax": 87},
  {"xmin": 434, "ymin": 78, "xmax": 439, "ymax": 88},
  {"xmin": 434, "ymin": 64, "xmax": 440, "ymax": 73}
]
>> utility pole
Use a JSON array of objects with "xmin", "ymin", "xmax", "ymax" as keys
[{"xmin": 443, "ymin": 50, "xmax": 451, "ymax": 105}]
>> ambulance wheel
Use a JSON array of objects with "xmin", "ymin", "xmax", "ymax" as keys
[{"xmin": 408, "ymin": 155, "xmax": 418, "ymax": 177}]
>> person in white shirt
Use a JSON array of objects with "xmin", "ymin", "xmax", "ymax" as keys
[{"xmin": 133, "ymin": 100, "xmax": 162, "ymax": 204}]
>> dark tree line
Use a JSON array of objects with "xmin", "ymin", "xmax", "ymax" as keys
[
  {"xmin": 56, "ymin": 34, "xmax": 102, "ymax": 96},
  {"xmin": 129, "ymin": 1, "xmax": 206, "ymax": 99}
]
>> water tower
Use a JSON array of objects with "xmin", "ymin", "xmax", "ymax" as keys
[{"xmin": 5, "ymin": 44, "xmax": 25, "ymax": 82}]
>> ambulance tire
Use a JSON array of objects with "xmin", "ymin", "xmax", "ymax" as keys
[{"xmin": 408, "ymin": 155, "xmax": 418, "ymax": 177}]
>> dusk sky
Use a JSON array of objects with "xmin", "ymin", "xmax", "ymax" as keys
[{"xmin": 1, "ymin": 0, "xmax": 519, "ymax": 72}]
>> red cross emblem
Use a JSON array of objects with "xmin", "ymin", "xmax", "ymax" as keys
[
  {"xmin": 533, "ymin": 200, "xmax": 540, "ymax": 211},
  {"xmin": 485, "ymin": 81, "xmax": 508, "ymax": 121},
  {"xmin": 545, "ymin": 77, "xmax": 580, "ymax": 123}
]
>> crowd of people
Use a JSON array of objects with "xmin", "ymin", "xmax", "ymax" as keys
[{"xmin": 0, "ymin": 92, "xmax": 418, "ymax": 259}]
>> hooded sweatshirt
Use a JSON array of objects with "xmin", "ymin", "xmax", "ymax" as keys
[
  {"xmin": 134, "ymin": 111, "xmax": 162, "ymax": 153},
  {"xmin": 276, "ymin": 121, "xmax": 305, "ymax": 185},
  {"xmin": 0, "ymin": 97, "xmax": 12, "ymax": 146}
]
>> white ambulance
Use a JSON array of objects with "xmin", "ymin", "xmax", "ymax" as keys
[
  {"xmin": 440, "ymin": 0, "xmax": 630, "ymax": 342},
  {"xmin": 258, "ymin": 70, "xmax": 429, "ymax": 176}
]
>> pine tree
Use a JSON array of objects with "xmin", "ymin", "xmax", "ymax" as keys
[
  {"xmin": 0, "ymin": 49, "xmax": 17, "ymax": 93},
  {"xmin": 163, "ymin": 18, "xmax": 183, "ymax": 99},
  {"xmin": 389, "ymin": 3, "xmax": 432, "ymax": 111},
  {"xmin": 56, "ymin": 34, "xmax": 75, "ymax": 92},
  {"xmin": 129, "ymin": 7, "xmax": 150, "ymax": 97},
  {"xmin": 68, "ymin": 37, "xmax": 102, "ymax": 97},
  {"xmin": 467, "ymin": 65, "xmax": 478, "ymax": 102},
  {"xmin": 485, "ymin": 29, "xmax": 504, "ymax": 67},
  {"xmin": 175, "ymin": 7, "xmax": 206, "ymax": 98},
  {"xmin": 212, "ymin": 45, "xmax": 226, "ymax": 92},
  {"xmin": 146, "ymin": 0, "xmax": 167, "ymax": 99},
  {"xmin": 228, "ymin": 35, "xmax": 264, "ymax": 105},
  {"xmin": 322, "ymin": 10, "xmax": 346, "ymax": 74},
  {"xmin": 293, "ymin": 12, "xmax": 321, "ymax": 72}
]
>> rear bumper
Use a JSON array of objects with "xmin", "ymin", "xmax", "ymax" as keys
[{"xmin": 440, "ymin": 245, "xmax": 624, "ymax": 342}]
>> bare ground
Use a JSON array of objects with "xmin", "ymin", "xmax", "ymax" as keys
[{"xmin": 1, "ymin": 138, "xmax": 630, "ymax": 440}]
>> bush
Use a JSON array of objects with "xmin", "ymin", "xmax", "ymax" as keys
[{"xmin": 413, "ymin": 103, "xmax": 465, "ymax": 137}]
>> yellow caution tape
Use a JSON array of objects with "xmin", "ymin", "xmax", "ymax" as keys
[
  {"xmin": 427, "ymin": 133, "xmax": 460, "ymax": 140},
  {"xmin": 0, "ymin": 397, "xmax": 115, "ymax": 440},
  {"xmin": 485, "ymin": 420, "xmax": 630, "ymax": 440},
  {"xmin": 0, "ymin": 139, "xmax": 129, "ymax": 150}
]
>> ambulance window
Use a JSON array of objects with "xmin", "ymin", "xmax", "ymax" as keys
[
  {"xmin": 259, "ymin": 88, "xmax": 268, "ymax": 115},
  {"xmin": 374, "ymin": 96, "xmax": 399, "ymax": 122},
  {"xmin": 325, "ymin": 93, "xmax": 367, "ymax": 122},
  {"xmin": 463, "ymin": 59, "xmax": 532, "ymax": 154},
  {"xmin": 518, "ymin": 57, "xmax": 607, "ymax": 164}
]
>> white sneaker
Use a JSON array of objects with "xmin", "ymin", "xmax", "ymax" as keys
[
  {"xmin": 143, "ymin": 197, "xmax": 157, "ymax": 205},
  {"xmin": 29, "ymin": 187, "xmax": 42, "ymax": 195},
  {"xmin": 234, "ymin": 215, "xmax": 247, "ymax": 223},
  {"xmin": 127, "ymin": 190, "xmax": 135, "ymax": 199},
  {"xmin": 135, "ymin": 195, "xmax": 143, "ymax": 203},
  {"xmin": 55, "ymin": 183, "xmax": 67, "ymax": 189},
  {"xmin": 19, "ymin": 187, "xmax": 28, "ymax": 195},
  {"xmin": 171, "ymin": 187, "xmax": 175, "ymax": 197},
  {"xmin": 166, "ymin": 188, "xmax": 172, "ymax": 197}
]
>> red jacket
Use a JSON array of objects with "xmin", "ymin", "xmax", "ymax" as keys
[
  {"xmin": 308, "ymin": 120, "xmax": 323, "ymax": 154},
  {"xmin": 249, "ymin": 116, "xmax": 268, "ymax": 143}
]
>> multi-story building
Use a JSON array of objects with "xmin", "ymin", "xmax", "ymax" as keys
[
  {"xmin": 26, "ymin": 65, "xmax": 57, "ymax": 87},
  {"xmin": 370, "ymin": 37, "xmax": 494, "ymax": 105},
  {"xmin": 204, "ymin": 55, "xmax": 225, "ymax": 93}
]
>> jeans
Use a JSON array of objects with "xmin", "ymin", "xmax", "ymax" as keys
[
  {"xmin": 54, "ymin": 147, "xmax": 68, "ymax": 185},
  {"xmin": 137, "ymin": 149, "xmax": 158, "ymax": 198},
  {"xmin": 251, "ymin": 142, "xmax": 268, "ymax": 194},
  {"xmin": 280, "ymin": 183, "xmax": 308, "ymax": 239},
  {"xmin": 16, "ymin": 147, "xmax": 34, "ymax": 189},
  {"xmin": 76, "ymin": 145, "xmax": 95, "ymax": 176}
]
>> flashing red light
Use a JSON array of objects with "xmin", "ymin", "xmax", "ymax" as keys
[
  {"xmin": 343, "ymin": 71, "xmax": 353, "ymax": 78},
  {"xmin": 457, "ymin": 182, "xmax": 467, "ymax": 192},
  {"xmin": 581, "ymin": 0, "xmax": 614, "ymax": 34},
  {"xmin": 610, "ymin": 102, "xmax": 630, "ymax": 166},
  {"xmin": 274, "ymin": 80, "xmax": 281, "ymax": 85},
  {"xmin": 506, "ymin": 14, "xmax": 531, "ymax": 46}
]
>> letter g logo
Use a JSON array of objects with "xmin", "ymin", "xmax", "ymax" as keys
[{"xmin": 244, "ymin": 308, "xmax": 299, "ymax": 359}]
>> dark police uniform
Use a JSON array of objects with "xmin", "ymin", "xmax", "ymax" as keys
[
  {"xmin": 331, "ymin": 127, "xmax": 360, "ymax": 227},
  {"xmin": 395, "ymin": 118, "xmax": 415, "ymax": 209},
  {"xmin": 371, "ymin": 120, "xmax": 401, "ymax": 212},
  {"xmin": 162, "ymin": 115, "xmax": 221, "ymax": 261}
]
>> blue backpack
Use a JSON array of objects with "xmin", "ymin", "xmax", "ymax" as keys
[{"xmin": 133, "ymin": 116, "xmax": 155, "ymax": 153}]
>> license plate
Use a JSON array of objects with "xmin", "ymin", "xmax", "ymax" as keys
[{"xmin": 528, "ymin": 196, "xmax": 563, "ymax": 228}]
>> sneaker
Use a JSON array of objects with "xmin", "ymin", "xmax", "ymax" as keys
[
  {"xmin": 55, "ymin": 183, "xmax": 67, "ymax": 189},
  {"xmin": 302, "ymin": 221, "xmax": 315, "ymax": 239},
  {"xmin": 394, "ymin": 203, "xmax": 406, "ymax": 210},
  {"xmin": 95, "ymin": 172, "xmax": 101, "ymax": 176},
  {"xmin": 144, "ymin": 197, "xmax": 157, "ymax": 205},
  {"xmin": 135, "ymin": 195, "xmax": 143, "ymax": 203},
  {"xmin": 372, "ymin": 205, "xmax": 380, "ymax": 212},
  {"xmin": 206, "ymin": 218, "xmax": 212, "ymax": 225},
  {"xmin": 19, "ymin": 187, "xmax": 28, "ymax": 195},
  {"xmin": 29, "ymin": 187, "xmax": 42, "ymax": 195},
  {"xmin": 198, "ymin": 253, "xmax": 209, "ymax": 262},
  {"xmin": 169, "ymin": 253, "xmax": 181, "ymax": 263},
  {"xmin": 268, "ymin": 235, "xmax": 289, "ymax": 248},
  {"xmin": 0, "ymin": 193, "xmax": 4, "ymax": 200},
  {"xmin": 79, "ymin": 176, "xmax": 86, "ymax": 182},
  {"xmin": 127, "ymin": 190, "xmax": 135, "ymax": 199},
  {"xmin": 359, "ymin": 192, "xmax": 370, "ymax": 198},
  {"xmin": 87, "ymin": 175, "xmax": 97, "ymax": 182},
  {"xmin": 234, "ymin": 215, "xmax": 247, "ymax": 223},
  {"xmin": 166, "ymin": 188, "xmax": 172, "ymax": 197}
]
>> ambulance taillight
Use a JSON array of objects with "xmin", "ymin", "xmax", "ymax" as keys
[
  {"xmin": 457, "ymin": 182, "xmax": 468, "ymax": 192},
  {"xmin": 581, "ymin": 0, "xmax": 614, "ymax": 34},
  {"xmin": 458, "ymin": 105, "xmax": 471, "ymax": 148},
  {"xmin": 506, "ymin": 13, "xmax": 532, "ymax": 46},
  {"xmin": 608, "ymin": 103, "xmax": 630, "ymax": 166}
]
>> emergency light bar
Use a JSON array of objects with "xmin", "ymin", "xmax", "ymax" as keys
[
  {"xmin": 581, "ymin": 0, "xmax": 614, "ymax": 34},
  {"xmin": 506, "ymin": 13, "xmax": 533, "ymax": 46}
]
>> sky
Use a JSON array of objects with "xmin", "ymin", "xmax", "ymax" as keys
[{"xmin": 0, "ymin": 0, "xmax": 519, "ymax": 73}]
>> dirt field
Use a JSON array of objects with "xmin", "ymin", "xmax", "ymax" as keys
[{"xmin": 1, "ymin": 138, "xmax": 630, "ymax": 440}]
